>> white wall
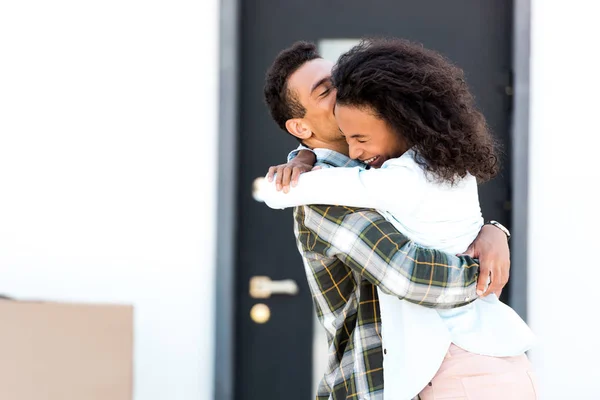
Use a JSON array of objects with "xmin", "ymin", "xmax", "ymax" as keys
[
  {"xmin": 0, "ymin": 1, "xmax": 219, "ymax": 399},
  {"xmin": 529, "ymin": 1, "xmax": 600, "ymax": 398}
]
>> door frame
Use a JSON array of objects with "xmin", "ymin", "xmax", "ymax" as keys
[
  {"xmin": 214, "ymin": 0, "xmax": 239, "ymax": 399},
  {"xmin": 213, "ymin": 1, "xmax": 532, "ymax": 398},
  {"xmin": 510, "ymin": 0, "xmax": 531, "ymax": 320}
]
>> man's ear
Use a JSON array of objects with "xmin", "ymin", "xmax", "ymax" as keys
[{"xmin": 285, "ymin": 118, "xmax": 312, "ymax": 141}]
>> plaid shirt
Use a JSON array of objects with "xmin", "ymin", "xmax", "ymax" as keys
[{"xmin": 292, "ymin": 149, "xmax": 479, "ymax": 400}]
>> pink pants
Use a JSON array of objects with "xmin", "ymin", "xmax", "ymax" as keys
[{"xmin": 418, "ymin": 344, "xmax": 538, "ymax": 400}]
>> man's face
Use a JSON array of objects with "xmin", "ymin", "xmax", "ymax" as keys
[{"xmin": 286, "ymin": 59, "xmax": 345, "ymax": 146}]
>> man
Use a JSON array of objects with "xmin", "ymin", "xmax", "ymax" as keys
[{"xmin": 262, "ymin": 41, "xmax": 511, "ymax": 400}]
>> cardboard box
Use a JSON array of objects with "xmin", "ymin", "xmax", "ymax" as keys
[{"xmin": 0, "ymin": 299, "xmax": 133, "ymax": 400}]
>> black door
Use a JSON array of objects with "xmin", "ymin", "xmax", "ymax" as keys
[{"xmin": 235, "ymin": 1, "xmax": 513, "ymax": 399}]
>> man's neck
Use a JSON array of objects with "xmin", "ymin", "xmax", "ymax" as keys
[{"xmin": 304, "ymin": 139, "xmax": 349, "ymax": 156}]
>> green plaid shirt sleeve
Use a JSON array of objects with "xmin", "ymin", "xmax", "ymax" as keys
[
  {"xmin": 300, "ymin": 204, "xmax": 479, "ymax": 308},
  {"xmin": 295, "ymin": 204, "xmax": 480, "ymax": 400}
]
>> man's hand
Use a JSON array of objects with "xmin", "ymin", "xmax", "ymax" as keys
[
  {"xmin": 266, "ymin": 150, "xmax": 316, "ymax": 193},
  {"xmin": 459, "ymin": 224, "xmax": 510, "ymax": 297}
]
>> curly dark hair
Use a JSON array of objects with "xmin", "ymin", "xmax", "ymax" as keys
[
  {"xmin": 332, "ymin": 38, "xmax": 499, "ymax": 183},
  {"xmin": 263, "ymin": 41, "xmax": 321, "ymax": 136}
]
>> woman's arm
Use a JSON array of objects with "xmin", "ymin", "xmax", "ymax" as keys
[
  {"xmin": 266, "ymin": 149, "xmax": 316, "ymax": 191},
  {"xmin": 259, "ymin": 163, "xmax": 424, "ymax": 214}
]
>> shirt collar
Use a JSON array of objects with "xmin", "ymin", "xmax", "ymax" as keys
[{"xmin": 313, "ymin": 148, "xmax": 366, "ymax": 169}]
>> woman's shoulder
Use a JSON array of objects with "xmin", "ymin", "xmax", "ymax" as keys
[
  {"xmin": 381, "ymin": 149, "xmax": 421, "ymax": 170},
  {"xmin": 381, "ymin": 149, "xmax": 477, "ymax": 188}
]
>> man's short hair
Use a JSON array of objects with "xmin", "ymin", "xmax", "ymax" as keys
[{"xmin": 263, "ymin": 41, "xmax": 321, "ymax": 133}]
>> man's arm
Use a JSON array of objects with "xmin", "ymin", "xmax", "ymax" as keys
[
  {"xmin": 298, "ymin": 205, "xmax": 479, "ymax": 308},
  {"xmin": 460, "ymin": 224, "xmax": 510, "ymax": 297}
]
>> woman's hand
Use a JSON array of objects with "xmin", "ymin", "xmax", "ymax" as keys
[{"xmin": 267, "ymin": 150, "xmax": 316, "ymax": 193}]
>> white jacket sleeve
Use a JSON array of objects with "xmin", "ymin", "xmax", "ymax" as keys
[{"xmin": 259, "ymin": 162, "xmax": 425, "ymax": 215}]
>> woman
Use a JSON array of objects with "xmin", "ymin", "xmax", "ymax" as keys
[{"xmin": 259, "ymin": 38, "xmax": 537, "ymax": 400}]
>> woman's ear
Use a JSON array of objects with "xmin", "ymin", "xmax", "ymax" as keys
[{"xmin": 285, "ymin": 119, "xmax": 312, "ymax": 141}]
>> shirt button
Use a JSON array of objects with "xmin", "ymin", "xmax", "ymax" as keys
[{"xmin": 384, "ymin": 349, "xmax": 387, "ymax": 355}]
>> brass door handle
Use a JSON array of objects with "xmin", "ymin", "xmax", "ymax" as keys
[{"xmin": 249, "ymin": 276, "xmax": 299, "ymax": 298}]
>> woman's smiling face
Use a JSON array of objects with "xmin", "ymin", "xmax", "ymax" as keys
[{"xmin": 334, "ymin": 104, "xmax": 409, "ymax": 168}]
